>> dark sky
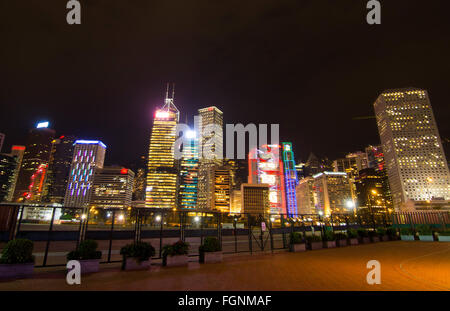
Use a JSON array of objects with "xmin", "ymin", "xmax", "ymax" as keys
[{"xmin": 1, "ymin": 0, "xmax": 450, "ymax": 166}]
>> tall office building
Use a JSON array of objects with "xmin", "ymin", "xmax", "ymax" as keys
[
  {"xmin": 178, "ymin": 130, "xmax": 199, "ymax": 209},
  {"xmin": 374, "ymin": 88, "xmax": 450, "ymax": 210},
  {"xmin": 197, "ymin": 106, "xmax": 223, "ymax": 209},
  {"xmin": 90, "ymin": 166, "xmax": 134, "ymax": 209},
  {"xmin": 355, "ymin": 168, "xmax": 390, "ymax": 216},
  {"xmin": 241, "ymin": 183, "xmax": 270, "ymax": 216},
  {"xmin": 213, "ymin": 166, "xmax": 231, "ymax": 212},
  {"xmin": 333, "ymin": 151, "xmax": 369, "ymax": 202},
  {"xmin": 249, "ymin": 145, "xmax": 286, "ymax": 215},
  {"xmin": 282, "ymin": 142, "xmax": 298, "ymax": 216},
  {"xmin": 14, "ymin": 122, "xmax": 55, "ymax": 202},
  {"xmin": 312, "ymin": 171, "xmax": 353, "ymax": 216},
  {"xmin": 365, "ymin": 145, "xmax": 392, "ymax": 208},
  {"xmin": 0, "ymin": 133, "xmax": 5, "ymax": 153},
  {"xmin": 64, "ymin": 140, "xmax": 106, "ymax": 207},
  {"xmin": 145, "ymin": 87, "xmax": 179, "ymax": 209},
  {"xmin": 296, "ymin": 177, "xmax": 315, "ymax": 214},
  {"xmin": 43, "ymin": 135, "xmax": 76, "ymax": 203},
  {"xmin": 5, "ymin": 146, "xmax": 25, "ymax": 201}
]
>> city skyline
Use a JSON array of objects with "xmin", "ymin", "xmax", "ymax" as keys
[{"xmin": 1, "ymin": 1, "xmax": 449, "ymax": 165}]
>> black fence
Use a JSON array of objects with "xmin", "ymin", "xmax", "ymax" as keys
[{"xmin": 1, "ymin": 203, "xmax": 440, "ymax": 268}]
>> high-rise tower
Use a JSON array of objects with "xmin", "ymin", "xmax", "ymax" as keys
[
  {"xmin": 282, "ymin": 142, "xmax": 298, "ymax": 216},
  {"xmin": 64, "ymin": 140, "xmax": 106, "ymax": 207},
  {"xmin": 145, "ymin": 84, "xmax": 179, "ymax": 209},
  {"xmin": 374, "ymin": 88, "xmax": 450, "ymax": 210},
  {"xmin": 178, "ymin": 129, "xmax": 199, "ymax": 209}
]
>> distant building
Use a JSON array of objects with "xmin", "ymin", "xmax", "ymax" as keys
[
  {"xmin": 132, "ymin": 155, "xmax": 147, "ymax": 201},
  {"xmin": 224, "ymin": 158, "xmax": 247, "ymax": 191},
  {"xmin": 374, "ymin": 88, "xmax": 450, "ymax": 210},
  {"xmin": 90, "ymin": 167, "xmax": 134, "ymax": 209},
  {"xmin": 333, "ymin": 151, "xmax": 369, "ymax": 202},
  {"xmin": 14, "ymin": 122, "xmax": 55, "ymax": 202},
  {"xmin": 0, "ymin": 154, "xmax": 17, "ymax": 202},
  {"xmin": 305, "ymin": 153, "xmax": 321, "ymax": 176},
  {"xmin": 241, "ymin": 183, "xmax": 270, "ymax": 216},
  {"xmin": 312, "ymin": 172, "xmax": 353, "ymax": 216},
  {"xmin": 365, "ymin": 145, "xmax": 393, "ymax": 208},
  {"xmin": 355, "ymin": 168, "xmax": 391, "ymax": 216},
  {"xmin": 296, "ymin": 177, "xmax": 315, "ymax": 214},
  {"xmin": 213, "ymin": 166, "xmax": 231, "ymax": 212},
  {"xmin": 64, "ymin": 140, "xmax": 106, "ymax": 208},
  {"xmin": 197, "ymin": 106, "xmax": 224, "ymax": 210},
  {"xmin": 3, "ymin": 146, "xmax": 25, "ymax": 201},
  {"xmin": 295, "ymin": 162, "xmax": 307, "ymax": 180},
  {"xmin": 43, "ymin": 135, "xmax": 76, "ymax": 203},
  {"xmin": 0, "ymin": 133, "xmax": 5, "ymax": 153},
  {"xmin": 178, "ymin": 130, "xmax": 199, "ymax": 209},
  {"xmin": 282, "ymin": 142, "xmax": 298, "ymax": 216},
  {"xmin": 231, "ymin": 189, "xmax": 242, "ymax": 214}
]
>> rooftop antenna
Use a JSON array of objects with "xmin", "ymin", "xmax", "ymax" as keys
[
  {"xmin": 172, "ymin": 83, "xmax": 175, "ymax": 99},
  {"xmin": 165, "ymin": 82, "xmax": 170, "ymax": 100}
]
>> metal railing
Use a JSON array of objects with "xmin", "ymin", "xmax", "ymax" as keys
[{"xmin": 4, "ymin": 204, "xmax": 446, "ymax": 268}]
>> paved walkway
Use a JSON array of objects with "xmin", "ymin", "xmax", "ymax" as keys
[{"xmin": 1, "ymin": 241, "xmax": 449, "ymax": 291}]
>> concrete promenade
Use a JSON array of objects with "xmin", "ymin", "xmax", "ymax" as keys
[{"xmin": 0, "ymin": 241, "xmax": 449, "ymax": 291}]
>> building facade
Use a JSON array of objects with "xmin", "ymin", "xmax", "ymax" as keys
[
  {"xmin": 145, "ymin": 90, "xmax": 179, "ymax": 209},
  {"xmin": 0, "ymin": 154, "xmax": 17, "ymax": 202},
  {"xmin": 312, "ymin": 171, "xmax": 353, "ymax": 216},
  {"xmin": 241, "ymin": 183, "xmax": 270, "ymax": 216},
  {"xmin": 13, "ymin": 123, "xmax": 55, "ymax": 202},
  {"xmin": 64, "ymin": 140, "xmax": 106, "ymax": 208},
  {"xmin": 90, "ymin": 166, "xmax": 134, "ymax": 209},
  {"xmin": 282, "ymin": 142, "xmax": 298, "ymax": 216},
  {"xmin": 178, "ymin": 131, "xmax": 199, "ymax": 209},
  {"xmin": 213, "ymin": 166, "xmax": 231, "ymax": 212},
  {"xmin": 355, "ymin": 168, "xmax": 391, "ymax": 216},
  {"xmin": 374, "ymin": 88, "xmax": 450, "ymax": 210},
  {"xmin": 296, "ymin": 177, "xmax": 315, "ymax": 214}
]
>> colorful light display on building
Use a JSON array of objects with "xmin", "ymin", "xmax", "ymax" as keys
[
  {"xmin": 282, "ymin": 142, "xmax": 298, "ymax": 217},
  {"xmin": 179, "ymin": 130, "xmax": 199, "ymax": 209}
]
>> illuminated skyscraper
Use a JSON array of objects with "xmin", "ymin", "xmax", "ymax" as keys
[
  {"xmin": 241, "ymin": 183, "xmax": 270, "ymax": 216},
  {"xmin": 249, "ymin": 145, "xmax": 286, "ymax": 215},
  {"xmin": 5, "ymin": 146, "xmax": 25, "ymax": 201},
  {"xmin": 145, "ymin": 86, "xmax": 179, "ymax": 209},
  {"xmin": 90, "ymin": 166, "xmax": 134, "ymax": 209},
  {"xmin": 178, "ymin": 130, "xmax": 199, "ymax": 209},
  {"xmin": 197, "ymin": 106, "xmax": 223, "ymax": 210},
  {"xmin": 282, "ymin": 142, "xmax": 298, "ymax": 216},
  {"xmin": 296, "ymin": 177, "xmax": 315, "ymax": 214},
  {"xmin": 355, "ymin": 168, "xmax": 390, "ymax": 216},
  {"xmin": 43, "ymin": 135, "xmax": 76, "ymax": 203},
  {"xmin": 64, "ymin": 140, "xmax": 106, "ymax": 207},
  {"xmin": 374, "ymin": 88, "xmax": 450, "ymax": 210},
  {"xmin": 14, "ymin": 122, "xmax": 55, "ymax": 202},
  {"xmin": 0, "ymin": 154, "xmax": 17, "ymax": 202},
  {"xmin": 213, "ymin": 166, "xmax": 231, "ymax": 212}
]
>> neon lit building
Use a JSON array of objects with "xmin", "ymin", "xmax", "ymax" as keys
[
  {"xmin": 178, "ymin": 130, "xmax": 199, "ymax": 209},
  {"xmin": 145, "ymin": 86, "xmax": 179, "ymax": 209},
  {"xmin": 282, "ymin": 142, "xmax": 298, "ymax": 216},
  {"xmin": 374, "ymin": 88, "xmax": 450, "ymax": 210},
  {"xmin": 14, "ymin": 122, "xmax": 55, "ymax": 202},
  {"xmin": 64, "ymin": 140, "xmax": 106, "ymax": 207},
  {"xmin": 213, "ymin": 166, "xmax": 231, "ymax": 212},
  {"xmin": 249, "ymin": 145, "xmax": 286, "ymax": 215}
]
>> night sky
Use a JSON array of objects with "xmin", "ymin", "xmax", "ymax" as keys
[{"xmin": 1, "ymin": 0, "xmax": 450, "ymax": 166}]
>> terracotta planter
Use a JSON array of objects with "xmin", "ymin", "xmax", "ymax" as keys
[
  {"xmin": 438, "ymin": 235, "xmax": 450, "ymax": 242},
  {"xmin": 200, "ymin": 251, "xmax": 223, "ymax": 263},
  {"xmin": 124, "ymin": 258, "xmax": 151, "ymax": 271},
  {"xmin": 400, "ymin": 235, "xmax": 415, "ymax": 241},
  {"xmin": 308, "ymin": 241, "xmax": 323, "ymax": 250},
  {"xmin": 336, "ymin": 239, "xmax": 347, "ymax": 247},
  {"xmin": 0, "ymin": 263, "xmax": 34, "ymax": 279},
  {"xmin": 290, "ymin": 243, "xmax": 306, "ymax": 252},
  {"xmin": 324, "ymin": 241, "xmax": 336, "ymax": 248},
  {"xmin": 418, "ymin": 235, "xmax": 433, "ymax": 242},
  {"xmin": 79, "ymin": 259, "xmax": 100, "ymax": 274},
  {"xmin": 164, "ymin": 254, "xmax": 189, "ymax": 267},
  {"xmin": 349, "ymin": 238, "xmax": 359, "ymax": 245}
]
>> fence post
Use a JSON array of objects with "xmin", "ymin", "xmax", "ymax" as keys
[
  {"xmin": 269, "ymin": 216, "xmax": 274, "ymax": 253},
  {"xmin": 217, "ymin": 212, "xmax": 222, "ymax": 248},
  {"xmin": 42, "ymin": 207, "xmax": 56, "ymax": 267},
  {"xmin": 107, "ymin": 210, "xmax": 116, "ymax": 263},
  {"xmin": 13, "ymin": 205, "xmax": 24, "ymax": 240},
  {"xmin": 248, "ymin": 215, "xmax": 252, "ymax": 254},
  {"xmin": 234, "ymin": 216, "xmax": 237, "ymax": 253},
  {"xmin": 281, "ymin": 215, "xmax": 286, "ymax": 249},
  {"xmin": 159, "ymin": 212, "xmax": 164, "ymax": 258}
]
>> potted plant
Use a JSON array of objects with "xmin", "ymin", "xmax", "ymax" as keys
[
  {"xmin": 306, "ymin": 235, "xmax": 323, "ymax": 250},
  {"xmin": 162, "ymin": 240, "xmax": 189, "ymax": 267},
  {"xmin": 289, "ymin": 232, "xmax": 306, "ymax": 252},
  {"xmin": 199, "ymin": 236, "xmax": 223, "ymax": 263},
  {"xmin": 357, "ymin": 228, "xmax": 370, "ymax": 244},
  {"xmin": 400, "ymin": 227, "xmax": 415, "ymax": 241},
  {"xmin": 386, "ymin": 227, "xmax": 398, "ymax": 241},
  {"xmin": 67, "ymin": 239, "xmax": 102, "ymax": 274},
  {"xmin": 335, "ymin": 232, "xmax": 348, "ymax": 247},
  {"xmin": 0, "ymin": 239, "xmax": 35, "ymax": 279},
  {"xmin": 416, "ymin": 225, "xmax": 433, "ymax": 241},
  {"xmin": 368, "ymin": 230, "xmax": 379, "ymax": 243},
  {"xmin": 323, "ymin": 231, "xmax": 336, "ymax": 248},
  {"xmin": 376, "ymin": 228, "xmax": 388, "ymax": 241},
  {"xmin": 437, "ymin": 230, "xmax": 450, "ymax": 242},
  {"xmin": 347, "ymin": 229, "xmax": 359, "ymax": 245},
  {"xmin": 120, "ymin": 241, "xmax": 155, "ymax": 271}
]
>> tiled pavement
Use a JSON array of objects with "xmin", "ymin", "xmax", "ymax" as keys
[{"xmin": 0, "ymin": 241, "xmax": 449, "ymax": 291}]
